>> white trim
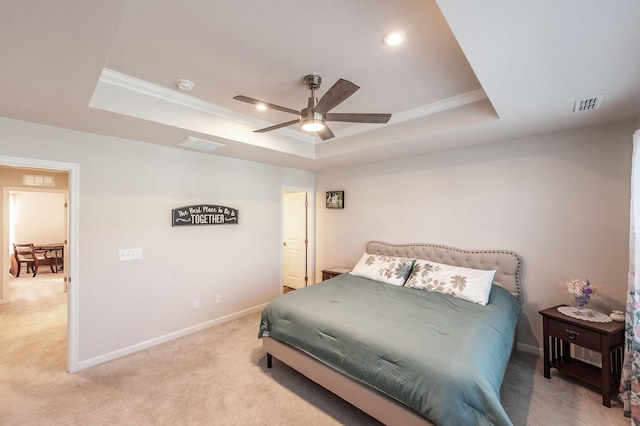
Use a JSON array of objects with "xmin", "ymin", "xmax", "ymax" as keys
[
  {"xmin": 0, "ymin": 155, "xmax": 80, "ymax": 373},
  {"xmin": 392, "ymin": 88, "xmax": 488, "ymax": 123},
  {"xmin": 516, "ymin": 341, "xmax": 542, "ymax": 357},
  {"xmin": 331, "ymin": 88, "xmax": 488, "ymax": 140},
  {"xmin": 98, "ymin": 69, "xmax": 488, "ymax": 144},
  {"xmin": 78, "ymin": 304, "xmax": 267, "ymax": 370},
  {"xmin": 98, "ymin": 69, "xmax": 316, "ymax": 144},
  {"xmin": 515, "ymin": 341, "xmax": 604, "ymax": 369}
]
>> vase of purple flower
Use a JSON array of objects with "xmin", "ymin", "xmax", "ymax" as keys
[
  {"xmin": 564, "ymin": 277, "xmax": 594, "ymax": 310},
  {"xmin": 575, "ymin": 294, "xmax": 590, "ymax": 310}
]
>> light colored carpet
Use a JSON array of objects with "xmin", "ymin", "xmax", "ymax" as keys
[{"xmin": 0, "ymin": 274, "xmax": 629, "ymax": 425}]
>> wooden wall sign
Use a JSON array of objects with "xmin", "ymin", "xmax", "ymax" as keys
[{"xmin": 172, "ymin": 205, "xmax": 239, "ymax": 226}]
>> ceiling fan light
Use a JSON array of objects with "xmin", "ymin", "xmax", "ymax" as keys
[
  {"xmin": 301, "ymin": 118, "xmax": 325, "ymax": 132},
  {"xmin": 301, "ymin": 111, "xmax": 326, "ymax": 132}
]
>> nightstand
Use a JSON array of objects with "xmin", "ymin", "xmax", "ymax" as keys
[
  {"xmin": 321, "ymin": 267, "xmax": 351, "ymax": 281},
  {"xmin": 539, "ymin": 305, "xmax": 624, "ymax": 407}
]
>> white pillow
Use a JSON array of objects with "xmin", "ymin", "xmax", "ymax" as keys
[
  {"xmin": 405, "ymin": 259, "xmax": 496, "ymax": 305},
  {"xmin": 350, "ymin": 253, "xmax": 415, "ymax": 286}
]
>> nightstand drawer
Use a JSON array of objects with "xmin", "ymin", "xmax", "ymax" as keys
[{"xmin": 548, "ymin": 320, "xmax": 601, "ymax": 351}]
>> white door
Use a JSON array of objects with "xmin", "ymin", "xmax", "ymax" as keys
[{"xmin": 283, "ymin": 192, "xmax": 307, "ymax": 289}]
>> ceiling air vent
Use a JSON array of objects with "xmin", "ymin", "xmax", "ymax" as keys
[
  {"xmin": 176, "ymin": 136, "xmax": 226, "ymax": 152},
  {"xmin": 573, "ymin": 95, "xmax": 604, "ymax": 113}
]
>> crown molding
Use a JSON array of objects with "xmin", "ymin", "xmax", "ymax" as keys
[
  {"xmin": 97, "ymin": 69, "xmax": 489, "ymax": 147},
  {"xmin": 330, "ymin": 88, "xmax": 488, "ymax": 140},
  {"xmin": 99, "ymin": 69, "xmax": 316, "ymax": 143}
]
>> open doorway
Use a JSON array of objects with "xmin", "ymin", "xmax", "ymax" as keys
[
  {"xmin": 282, "ymin": 188, "xmax": 314, "ymax": 294},
  {"xmin": 9, "ymin": 189, "xmax": 67, "ymax": 266},
  {"xmin": 3, "ymin": 180, "xmax": 68, "ymax": 380},
  {"xmin": 0, "ymin": 156, "xmax": 79, "ymax": 373}
]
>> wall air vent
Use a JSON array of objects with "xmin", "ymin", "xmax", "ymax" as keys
[
  {"xmin": 573, "ymin": 95, "xmax": 604, "ymax": 112},
  {"xmin": 176, "ymin": 136, "xmax": 226, "ymax": 152},
  {"xmin": 23, "ymin": 174, "xmax": 55, "ymax": 186}
]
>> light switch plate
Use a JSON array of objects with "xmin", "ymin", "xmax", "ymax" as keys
[{"xmin": 119, "ymin": 248, "xmax": 143, "ymax": 261}]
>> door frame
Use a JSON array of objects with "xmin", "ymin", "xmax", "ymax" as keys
[
  {"xmin": 0, "ymin": 155, "xmax": 80, "ymax": 373},
  {"xmin": 281, "ymin": 186, "xmax": 315, "ymax": 292}
]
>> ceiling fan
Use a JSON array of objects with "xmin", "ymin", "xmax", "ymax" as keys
[{"xmin": 233, "ymin": 74, "xmax": 392, "ymax": 141}]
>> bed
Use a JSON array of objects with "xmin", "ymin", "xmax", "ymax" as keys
[{"xmin": 259, "ymin": 241, "xmax": 522, "ymax": 425}]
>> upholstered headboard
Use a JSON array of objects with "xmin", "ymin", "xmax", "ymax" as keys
[{"xmin": 366, "ymin": 241, "xmax": 522, "ymax": 300}]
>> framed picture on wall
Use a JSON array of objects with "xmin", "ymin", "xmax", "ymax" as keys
[{"xmin": 326, "ymin": 191, "xmax": 344, "ymax": 209}]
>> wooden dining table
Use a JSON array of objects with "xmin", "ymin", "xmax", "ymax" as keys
[{"xmin": 34, "ymin": 243, "xmax": 64, "ymax": 273}]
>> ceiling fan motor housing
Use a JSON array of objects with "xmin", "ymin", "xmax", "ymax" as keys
[{"xmin": 304, "ymin": 74, "xmax": 321, "ymax": 90}]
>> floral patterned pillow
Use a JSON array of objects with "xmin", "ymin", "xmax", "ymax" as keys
[
  {"xmin": 405, "ymin": 259, "xmax": 496, "ymax": 305},
  {"xmin": 350, "ymin": 253, "xmax": 415, "ymax": 286}
]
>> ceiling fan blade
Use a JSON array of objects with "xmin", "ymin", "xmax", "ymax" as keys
[
  {"xmin": 233, "ymin": 95, "xmax": 300, "ymax": 116},
  {"xmin": 317, "ymin": 125, "xmax": 335, "ymax": 141},
  {"xmin": 325, "ymin": 112, "xmax": 391, "ymax": 124},
  {"xmin": 314, "ymin": 79, "xmax": 360, "ymax": 114},
  {"xmin": 254, "ymin": 119, "xmax": 300, "ymax": 133}
]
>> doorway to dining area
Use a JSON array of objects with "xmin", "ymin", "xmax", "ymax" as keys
[
  {"xmin": 0, "ymin": 156, "xmax": 79, "ymax": 373},
  {"xmin": 9, "ymin": 190, "xmax": 66, "ymax": 277},
  {"xmin": 1, "ymin": 165, "xmax": 70, "ymax": 376}
]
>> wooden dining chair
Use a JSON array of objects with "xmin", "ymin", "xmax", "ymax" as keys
[
  {"xmin": 31, "ymin": 244, "xmax": 56, "ymax": 277},
  {"xmin": 13, "ymin": 243, "xmax": 56, "ymax": 277},
  {"xmin": 13, "ymin": 243, "xmax": 34, "ymax": 277}
]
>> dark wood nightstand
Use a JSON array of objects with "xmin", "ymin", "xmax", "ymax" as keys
[
  {"xmin": 539, "ymin": 305, "xmax": 625, "ymax": 407},
  {"xmin": 321, "ymin": 267, "xmax": 351, "ymax": 281}
]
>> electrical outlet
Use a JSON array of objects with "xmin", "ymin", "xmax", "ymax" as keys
[
  {"xmin": 119, "ymin": 248, "xmax": 143, "ymax": 261},
  {"xmin": 193, "ymin": 299, "xmax": 200, "ymax": 309},
  {"xmin": 215, "ymin": 294, "xmax": 222, "ymax": 304}
]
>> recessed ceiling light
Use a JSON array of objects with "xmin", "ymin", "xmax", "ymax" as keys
[
  {"xmin": 383, "ymin": 30, "xmax": 405, "ymax": 46},
  {"xmin": 256, "ymin": 104, "xmax": 267, "ymax": 111}
]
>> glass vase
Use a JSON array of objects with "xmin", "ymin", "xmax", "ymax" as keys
[{"xmin": 575, "ymin": 294, "xmax": 590, "ymax": 310}]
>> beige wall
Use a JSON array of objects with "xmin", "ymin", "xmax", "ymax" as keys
[
  {"xmin": 0, "ymin": 117, "xmax": 315, "ymax": 366},
  {"xmin": 1, "ymin": 114, "xmax": 635, "ymax": 365},
  {"xmin": 315, "ymin": 119, "xmax": 635, "ymax": 353},
  {"xmin": 12, "ymin": 191, "xmax": 66, "ymax": 244}
]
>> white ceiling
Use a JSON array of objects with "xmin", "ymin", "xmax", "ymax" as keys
[{"xmin": 2, "ymin": 0, "xmax": 639, "ymax": 171}]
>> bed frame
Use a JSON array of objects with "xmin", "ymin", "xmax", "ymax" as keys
[{"xmin": 264, "ymin": 241, "xmax": 522, "ymax": 425}]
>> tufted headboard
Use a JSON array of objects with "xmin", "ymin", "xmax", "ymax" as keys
[{"xmin": 366, "ymin": 241, "xmax": 522, "ymax": 300}]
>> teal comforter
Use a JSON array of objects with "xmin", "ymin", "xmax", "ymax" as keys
[{"xmin": 259, "ymin": 273, "xmax": 521, "ymax": 425}]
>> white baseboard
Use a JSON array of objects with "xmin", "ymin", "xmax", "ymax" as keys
[
  {"xmin": 516, "ymin": 341, "xmax": 542, "ymax": 357},
  {"xmin": 515, "ymin": 341, "xmax": 602, "ymax": 368},
  {"xmin": 77, "ymin": 303, "xmax": 268, "ymax": 371}
]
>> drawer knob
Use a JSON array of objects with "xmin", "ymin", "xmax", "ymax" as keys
[{"xmin": 566, "ymin": 329, "xmax": 580, "ymax": 340}]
